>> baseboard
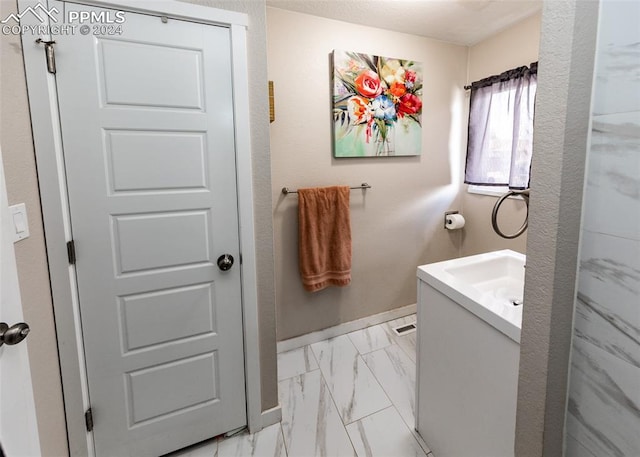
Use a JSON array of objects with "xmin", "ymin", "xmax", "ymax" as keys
[
  {"xmin": 277, "ymin": 304, "xmax": 417, "ymax": 353},
  {"xmin": 260, "ymin": 405, "xmax": 282, "ymax": 428}
]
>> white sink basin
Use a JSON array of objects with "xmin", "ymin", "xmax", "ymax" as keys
[{"xmin": 417, "ymin": 249, "xmax": 525, "ymax": 342}]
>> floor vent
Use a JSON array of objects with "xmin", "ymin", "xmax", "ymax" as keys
[{"xmin": 392, "ymin": 323, "xmax": 416, "ymax": 336}]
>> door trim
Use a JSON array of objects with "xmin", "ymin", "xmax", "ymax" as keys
[{"xmin": 19, "ymin": 1, "xmax": 266, "ymax": 455}]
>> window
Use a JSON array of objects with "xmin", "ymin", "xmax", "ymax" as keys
[{"xmin": 464, "ymin": 63, "xmax": 537, "ymax": 191}]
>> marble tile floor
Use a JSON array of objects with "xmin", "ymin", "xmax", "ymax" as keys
[{"xmin": 171, "ymin": 314, "xmax": 432, "ymax": 457}]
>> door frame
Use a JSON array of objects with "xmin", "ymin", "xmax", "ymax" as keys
[{"xmin": 19, "ymin": 0, "xmax": 267, "ymax": 454}]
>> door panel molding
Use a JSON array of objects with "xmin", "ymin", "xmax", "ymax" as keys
[{"xmin": 19, "ymin": 1, "xmax": 265, "ymax": 455}]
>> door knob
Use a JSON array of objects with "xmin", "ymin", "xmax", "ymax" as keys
[
  {"xmin": 0, "ymin": 322, "xmax": 31, "ymax": 347},
  {"xmin": 217, "ymin": 254, "xmax": 234, "ymax": 272}
]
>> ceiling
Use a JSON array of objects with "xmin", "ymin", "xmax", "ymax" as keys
[{"xmin": 265, "ymin": 0, "xmax": 542, "ymax": 46}]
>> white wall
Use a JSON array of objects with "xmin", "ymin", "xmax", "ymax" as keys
[
  {"xmin": 461, "ymin": 13, "xmax": 542, "ymax": 256},
  {"xmin": 267, "ymin": 7, "xmax": 468, "ymax": 341}
]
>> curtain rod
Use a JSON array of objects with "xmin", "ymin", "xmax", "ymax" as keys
[{"xmin": 464, "ymin": 61, "xmax": 538, "ymax": 91}]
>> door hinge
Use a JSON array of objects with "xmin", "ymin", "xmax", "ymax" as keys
[
  {"xmin": 85, "ymin": 408, "xmax": 94, "ymax": 432},
  {"xmin": 35, "ymin": 38, "xmax": 56, "ymax": 74},
  {"xmin": 67, "ymin": 240, "xmax": 76, "ymax": 265}
]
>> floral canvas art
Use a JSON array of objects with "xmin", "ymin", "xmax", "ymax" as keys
[{"xmin": 333, "ymin": 50, "xmax": 423, "ymax": 157}]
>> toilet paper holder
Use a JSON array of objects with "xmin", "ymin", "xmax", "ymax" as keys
[{"xmin": 444, "ymin": 210, "xmax": 459, "ymax": 229}]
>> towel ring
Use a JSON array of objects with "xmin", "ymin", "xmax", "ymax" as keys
[{"xmin": 491, "ymin": 189, "xmax": 530, "ymax": 239}]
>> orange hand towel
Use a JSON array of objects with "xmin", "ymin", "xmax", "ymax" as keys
[{"xmin": 298, "ymin": 186, "xmax": 352, "ymax": 292}]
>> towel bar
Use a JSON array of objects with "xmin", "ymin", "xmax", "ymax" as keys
[{"xmin": 281, "ymin": 183, "xmax": 371, "ymax": 195}]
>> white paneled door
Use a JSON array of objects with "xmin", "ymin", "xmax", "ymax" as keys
[{"xmin": 52, "ymin": 2, "xmax": 246, "ymax": 455}]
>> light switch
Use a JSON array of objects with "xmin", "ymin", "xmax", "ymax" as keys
[
  {"xmin": 9, "ymin": 203, "xmax": 29, "ymax": 242},
  {"xmin": 13, "ymin": 211, "xmax": 26, "ymax": 232}
]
